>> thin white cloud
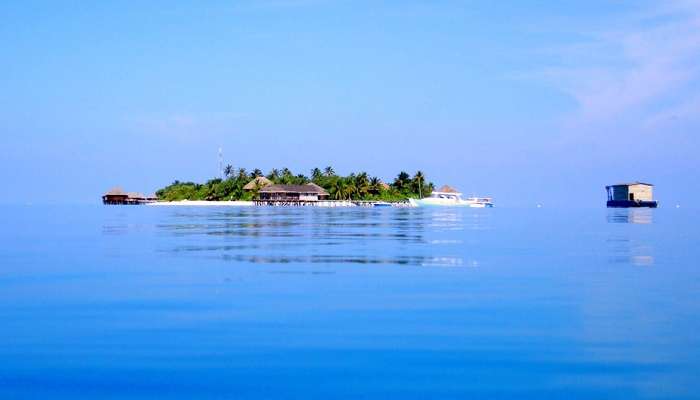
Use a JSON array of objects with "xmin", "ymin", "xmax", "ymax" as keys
[{"xmin": 542, "ymin": 1, "xmax": 700, "ymax": 128}]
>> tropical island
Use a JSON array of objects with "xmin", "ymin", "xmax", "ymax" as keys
[{"xmin": 156, "ymin": 167, "xmax": 433, "ymax": 202}]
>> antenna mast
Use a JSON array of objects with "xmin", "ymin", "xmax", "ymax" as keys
[{"xmin": 218, "ymin": 147, "xmax": 223, "ymax": 179}]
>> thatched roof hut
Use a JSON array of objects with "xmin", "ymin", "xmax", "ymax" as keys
[
  {"xmin": 259, "ymin": 184, "xmax": 330, "ymax": 201},
  {"xmin": 127, "ymin": 192, "xmax": 145, "ymax": 200},
  {"xmin": 243, "ymin": 176, "xmax": 273, "ymax": 191},
  {"xmin": 305, "ymin": 182, "xmax": 326, "ymax": 192},
  {"xmin": 436, "ymin": 185, "xmax": 459, "ymax": 193},
  {"xmin": 103, "ymin": 187, "xmax": 156, "ymax": 205},
  {"xmin": 104, "ymin": 187, "xmax": 127, "ymax": 196},
  {"xmin": 103, "ymin": 187, "xmax": 129, "ymax": 204}
]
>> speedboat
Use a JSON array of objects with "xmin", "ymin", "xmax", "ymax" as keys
[
  {"xmin": 409, "ymin": 185, "xmax": 494, "ymax": 208},
  {"xmin": 463, "ymin": 197, "xmax": 494, "ymax": 208}
]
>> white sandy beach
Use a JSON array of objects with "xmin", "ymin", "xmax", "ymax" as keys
[{"xmin": 147, "ymin": 200, "xmax": 412, "ymax": 207}]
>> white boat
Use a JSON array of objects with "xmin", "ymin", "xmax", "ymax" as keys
[{"xmin": 409, "ymin": 185, "xmax": 494, "ymax": 208}]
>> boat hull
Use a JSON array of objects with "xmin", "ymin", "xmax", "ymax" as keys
[
  {"xmin": 607, "ymin": 200, "xmax": 658, "ymax": 208},
  {"xmin": 410, "ymin": 198, "xmax": 493, "ymax": 208}
]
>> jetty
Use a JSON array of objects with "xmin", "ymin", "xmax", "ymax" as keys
[
  {"xmin": 606, "ymin": 182, "xmax": 658, "ymax": 208},
  {"xmin": 255, "ymin": 184, "xmax": 412, "ymax": 207},
  {"xmin": 253, "ymin": 199, "xmax": 412, "ymax": 207}
]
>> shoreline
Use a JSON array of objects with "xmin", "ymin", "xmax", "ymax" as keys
[
  {"xmin": 147, "ymin": 200, "xmax": 255, "ymax": 207},
  {"xmin": 147, "ymin": 200, "xmax": 414, "ymax": 207}
]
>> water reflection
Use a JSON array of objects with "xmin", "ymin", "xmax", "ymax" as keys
[
  {"xmin": 606, "ymin": 210, "xmax": 655, "ymax": 266},
  {"xmin": 141, "ymin": 207, "xmax": 494, "ymax": 267},
  {"xmin": 607, "ymin": 237, "xmax": 655, "ymax": 266},
  {"xmin": 607, "ymin": 208, "xmax": 653, "ymax": 224}
]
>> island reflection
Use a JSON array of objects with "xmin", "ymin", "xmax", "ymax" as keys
[{"xmin": 151, "ymin": 207, "xmax": 490, "ymax": 267}]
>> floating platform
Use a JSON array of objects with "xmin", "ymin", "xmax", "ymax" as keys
[{"xmin": 607, "ymin": 200, "xmax": 658, "ymax": 208}]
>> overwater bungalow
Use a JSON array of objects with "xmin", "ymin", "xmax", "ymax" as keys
[
  {"xmin": 258, "ymin": 183, "xmax": 330, "ymax": 202},
  {"xmin": 127, "ymin": 192, "xmax": 144, "ymax": 201},
  {"xmin": 103, "ymin": 187, "xmax": 157, "ymax": 205},
  {"xmin": 606, "ymin": 182, "xmax": 658, "ymax": 208},
  {"xmin": 103, "ymin": 187, "xmax": 129, "ymax": 204}
]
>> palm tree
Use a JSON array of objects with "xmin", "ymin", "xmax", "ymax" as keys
[
  {"xmin": 413, "ymin": 171, "xmax": 425, "ymax": 198},
  {"xmin": 356, "ymin": 172, "xmax": 370, "ymax": 198},
  {"xmin": 267, "ymin": 168, "xmax": 280, "ymax": 181},
  {"xmin": 237, "ymin": 168, "xmax": 247, "ymax": 180},
  {"xmin": 343, "ymin": 183, "xmax": 357, "ymax": 200},
  {"xmin": 296, "ymin": 174, "xmax": 309, "ymax": 184},
  {"xmin": 311, "ymin": 168, "xmax": 322, "ymax": 180},
  {"xmin": 205, "ymin": 184, "xmax": 217, "ymax": 201},
  {"xmin": 224, "ymin": 164, "xmax": 234, "ymax": 179},
  {"xmin": 251, "ymin": 168, "xmax": 263, "ymax": 178},
  {"xmin": 393, "ymin": 171, "xmax": 410, "ymax": 191},
  {"xmin": 369, "ymin": 177, "xmax": 381, "ymax": 194},
  {"xmin": 281, "ymin": 168, "xmax": 293, "ymax": 184},
  {"xmin": 324, "ymin": 166, "xmax": 335, "ymax": 177},
  {"xmin": 331, "ymin": 180, "xmax": 345, "ymax": 200}
]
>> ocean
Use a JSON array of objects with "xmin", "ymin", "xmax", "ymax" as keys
[{"xmin": 1, "ymin": 205, "xmax": 699, "ymax": 399}]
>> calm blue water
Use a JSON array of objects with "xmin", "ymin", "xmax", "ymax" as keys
[{"xmin": 1, "ymin": 205, "xmax": 699, "ymax": 399}]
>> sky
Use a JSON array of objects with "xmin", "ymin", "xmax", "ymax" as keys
[{"xmin": 1, "ymin": 0, "xmax": 699, "ymax": 206}]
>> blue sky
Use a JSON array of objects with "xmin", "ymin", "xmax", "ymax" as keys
[{"xmin": 1, "ymin": 0, "xmax": 699, "ymax": 206}]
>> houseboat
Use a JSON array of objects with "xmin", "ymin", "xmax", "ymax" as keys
[
  {"xmin": 606, "ymin": 182, "xmax": 658, "ymax": 208},
  {"xmin": 409, "ymin": 185, "xmax": 494, "ymax": 208}
]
